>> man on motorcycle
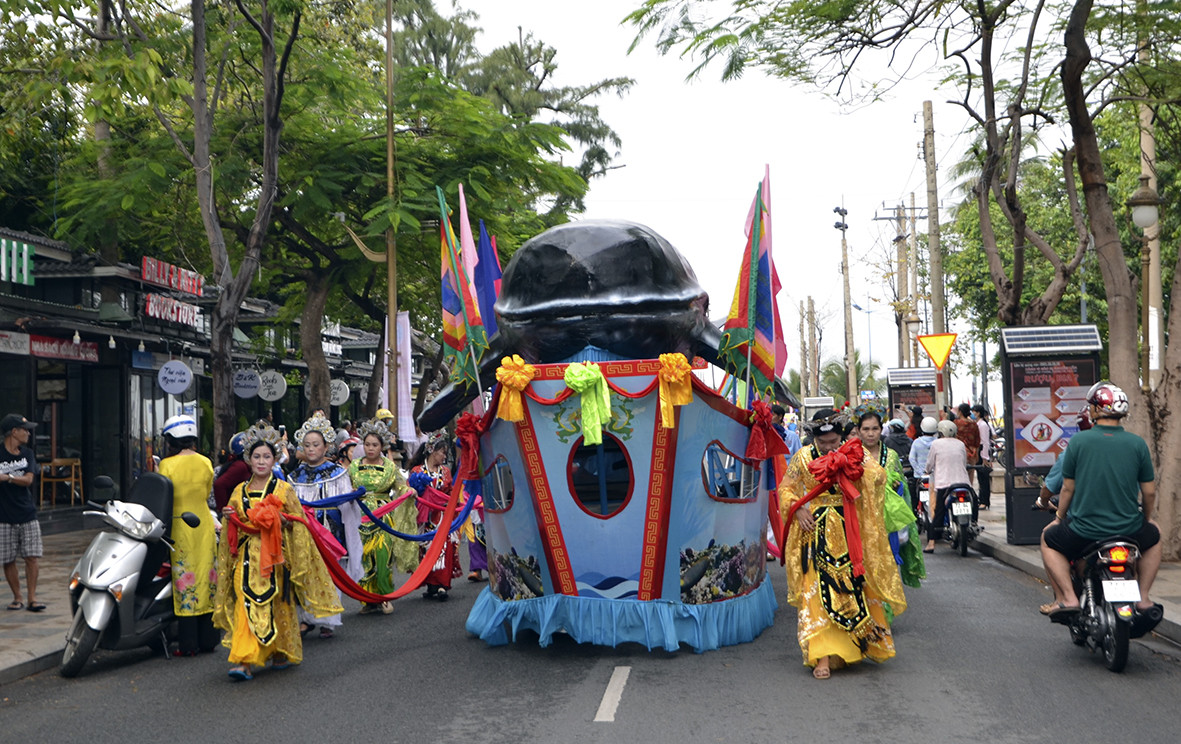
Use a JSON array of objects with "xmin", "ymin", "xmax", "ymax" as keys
[{"xmin": 1036, "ymin": 382, "xmax": 1161, "ymax": 623}]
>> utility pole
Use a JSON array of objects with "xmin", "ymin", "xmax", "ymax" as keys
[
  {"xmin": 1137, "ymin": 0, "xmax": 1163, "ymax": 388},
  {"xmin": 799, "ymin": 301, "xmax": 809, "ymax": 400},
  {"xmin": 895, "ymin": 205, "xmax": 909, "ymax": 366},
  {"xmin": 835, "ymin": 207, "xmax": 856, "ymax": 405},
  {"xmin": 808, "ymin": 297, "xmax": 819, "ymax": 397},
  {"xmin": 923, "ymin": 101, "xmax": 949, "ymax": 410}
]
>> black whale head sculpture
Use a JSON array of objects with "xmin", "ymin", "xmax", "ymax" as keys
[{"xmin": 417, "ymin": 220, "xmax": 724, "ymax": 431}]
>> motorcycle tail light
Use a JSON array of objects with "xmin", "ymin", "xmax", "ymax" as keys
[
  {"xmin": 1108, "ymin": 564, "xmax": 1126, "ymax": 574},
  {"xmin": 1109, "ymin": 546, "xmax": 1130, "ymax": 562}
]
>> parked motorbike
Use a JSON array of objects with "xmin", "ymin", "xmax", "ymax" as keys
[
  {"xmin": 60, "ymin": 473, "xmax": 201, "ymax": 677},
  {"xmin": 1034, "ymin": 499, "xmax": 1163, "ymax": 672}
]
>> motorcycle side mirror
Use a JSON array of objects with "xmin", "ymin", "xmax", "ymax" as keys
[
  {"xmin": 91, "ymin": 476, "xmax": 117, "ymax": 503},
  {"xmin": 180, "ymin": 512, "xmax": 201, "ymax": 528}
]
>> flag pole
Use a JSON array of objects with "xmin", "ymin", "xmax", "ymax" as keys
[{"xmin": 745, "ymin": 340, "xmax": 754, "ymax": 408}]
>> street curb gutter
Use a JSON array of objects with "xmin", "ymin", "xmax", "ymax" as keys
[
  {"xmin": 0, "ymin": 641, "xmax": 62, "ymax": 687},
  {"xmin": 974, "ymin": 531, "xmax": 1181, "ymax": 649}
]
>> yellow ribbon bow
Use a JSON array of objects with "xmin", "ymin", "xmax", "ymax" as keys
[
  {"xmin": 563, "ymin": 362, "xmax": 612, "ymax": 445},
  {"xmin": 495, "ymin": 355, "xmax": 536, "ymax": 422},
  {"xmin": 658, "ymin": 353, "xmax": 693, "ymax": 428}
]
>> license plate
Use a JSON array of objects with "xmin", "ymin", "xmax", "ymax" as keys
[
  {"xmin": 951, "ymin": 501, "xmax": 972, "ymax": 516},
  {"xmin": 1102, "ymin": 579, "xmax": 1141, "ymax": 603}
]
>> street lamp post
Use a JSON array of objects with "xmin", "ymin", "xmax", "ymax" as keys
[
  {"xmin": 835, "ymin": 207, "xmax": 856, "ymax": 406},
  {"xmin": 905, "ymin": 313, "xmax": 922, "ymax": 368},
  {"xmin": 1127, "ymin": 174, "xmax": 1160, "ymax": 394}
]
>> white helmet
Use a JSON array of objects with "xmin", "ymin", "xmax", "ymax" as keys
[
  {"xmin": 163, "ymin": 414, "xmax": 198, "ymax": 440},
  {"xmin": 920, "ymin": 416, "xmax": 937, "ymax": 434}
]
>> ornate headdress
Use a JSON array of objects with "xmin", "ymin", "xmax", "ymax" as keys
[
  {"xmin": 357, "ymin": 418, "xmax": 394, "ymax": 447},
  {"xmin": 422, "ymin": 430, "xmax": 448, "ymax": 453},
  {"xmin": 851, "ymin": 402, "xmax": 886, "ymax": 426},
  {"xmin": 808, "ymin": 407, "xmax": 851, "ymax": 437},
  {"xmin": 295, "ymin": 412, "xmax": 336, "ymax": 446},
  {"xmin": 242, "ymin": 422, "xmax": 283, "ymax": 449}
]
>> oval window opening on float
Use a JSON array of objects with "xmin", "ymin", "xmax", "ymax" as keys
[
  {"xmin": 701, "ymin": 441, "xmax": 759, "ymax": 502},
  {"xmin": 567, "ymin": 434, "xmax": 634, "ymax": 518},
  {"xmin": 482, "ymin": 455, "xmax": 515, "ymax": 512}
]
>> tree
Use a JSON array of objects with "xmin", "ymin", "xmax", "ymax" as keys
[
  {"xmin": 626, "ymin": 0, "xmax": 1181, "ymax": 558},
  {"xmin": 819, "ymin": 350, "xmax": 883, "ymax": 408}
]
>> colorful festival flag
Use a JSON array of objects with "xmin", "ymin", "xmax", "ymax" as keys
[
  {"xmin": 473, "ymin": 219, "xmax": 503, "ymax": 338},
  {"xmin": 718, "ymin": 168, "xmax": 784, "ymax": 398},
  {"xmin": 437, "ymin": 186, "xmax": 489, "ymax": 386}
]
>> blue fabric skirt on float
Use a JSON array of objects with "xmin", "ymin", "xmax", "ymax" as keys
[{"xmin": 465, "ymin": 580, "xmax": 778, "ymax": 653}]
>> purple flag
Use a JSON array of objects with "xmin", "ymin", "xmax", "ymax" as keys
[{"xmin": 473, "ymin": 219, "xmax": 503, "ymax": 338}]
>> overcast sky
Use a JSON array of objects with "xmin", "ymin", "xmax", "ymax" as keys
[{"xmin": 467, "ymin": 1, "xmax": 994, "ymax": 403}]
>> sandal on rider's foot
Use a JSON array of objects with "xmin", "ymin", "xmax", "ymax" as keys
[
  {"xmin": 6, "ymin": 601, "xmax": 23, "ymax": 611},
  {"xmin": 1048, "ymin": 604, "xmax": 1081, "ymax": 624},
  {"xmin": 26, "ymin": 603, "xmax": 46, "ymax": 612},
  {"xmin": 1039, "ymin": 602, "xmax": 1059, "ymax": 615}
]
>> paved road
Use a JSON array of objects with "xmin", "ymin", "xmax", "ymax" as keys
[{"xmin": 3, "ymin": 551, "xmax": 1179, "ymax": 743}]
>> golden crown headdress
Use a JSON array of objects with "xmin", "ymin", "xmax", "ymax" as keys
[
  {"xmin": 357, "ymin": 418, "xmax": 394, "ymax": 447},
  {"xmin": 295, "ymin": 412, "xmax": 336, "ymax": 446}
]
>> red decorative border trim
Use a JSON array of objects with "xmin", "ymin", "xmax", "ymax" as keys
[
  {"xmin": 637, "ymin": 409, "xmax": 678, "ymax": 601},
  {"xmin": 690, "ymin": 375, "xmax": 750, "ymax": 425},
  {"xmin": 530, "ymin": 356, "xmax": 707, "ymax": 381},
  {"xmin": 514, "ymin": 404, "xmax": 578, "ymax": 596},
  {"xmin": 564, "ymin": 433, "xmax": 635, "ymax": 520}
]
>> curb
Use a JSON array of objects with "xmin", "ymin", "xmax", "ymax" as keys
[
  {"xmin": 973, "ymin": 530, "xmax": 1181, "ymax": 648},
  {"xmin": 0, "ymin": 640, "xmax": 63, "ymax": 687}
]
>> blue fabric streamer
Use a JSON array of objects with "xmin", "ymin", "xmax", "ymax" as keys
[
  {"xmin": 464, "ymin": 579, "xmax": 778, "ymax": 653},
  {"xmin": 296, "ymin": 487, "xmax": 367, "ymax": 509},
  {"xmin": 353, "ymin": 480, "xmax": 480, "ymax": 541}
]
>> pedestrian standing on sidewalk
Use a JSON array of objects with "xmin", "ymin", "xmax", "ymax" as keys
[
  {"xmin": 1, "ymin": 413, "xmax": 43, "ymax": 612},
  {"xmin": 972, "ymin": 404, "xmax": 994, "ymax": 509}
]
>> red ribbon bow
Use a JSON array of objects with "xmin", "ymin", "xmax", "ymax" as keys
[
  {"xmin": 745, "ymin": 400, "xmax": 791, "ymax": 461},
  {"xmin": 784, "ymin": 438, "xmax": 868, "ymax": 578},
  {"xmin": 454, "ymin": 413, "xmax": 485, "ymax": 482}
]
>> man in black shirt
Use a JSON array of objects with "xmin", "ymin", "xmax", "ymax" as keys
[{"xmin": 1, "ymin": 413, "xmax": 42, "ymax": 612}]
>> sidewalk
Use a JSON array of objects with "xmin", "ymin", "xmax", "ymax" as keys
[
  {"xmin": 0, "ymin": 527, "xmax": 98, "ymax": 685},
  {"xmin": 2, "ymin": 497, "xmax": 1179, "ymax": 685}
]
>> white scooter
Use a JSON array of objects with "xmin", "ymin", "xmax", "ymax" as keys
[{"xmin": 61, "ymin": 472, "xmax": 201, "ymax": 677}]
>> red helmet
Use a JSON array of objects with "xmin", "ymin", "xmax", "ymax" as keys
[{"xmin": 1086, "ymin": 381, "xmax": 1128, "ymax": 418}]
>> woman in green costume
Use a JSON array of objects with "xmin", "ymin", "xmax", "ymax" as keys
[
  {"xmin": 348, "ymin": 420, "xmax": 419, "ymax": 614},
  {"xmin": 854, "ymin": 410, "xmax": 926, "ymax": 589}
]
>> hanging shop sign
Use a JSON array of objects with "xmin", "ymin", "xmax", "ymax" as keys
[
  {"xmin": 141, "ymin": 256, "xmax": 205, "ymax": 296},
  {"xmin": 158, "ymin": 359, "xmax": 193, "ymax": 395},
  {"xmin": 29, "ymin": 334, "xmax": 99, "ymax": 363},
  {"xmin": 330, "ymin": 379, "xmax": 350, "ymax": 406},
  {"xmin": 302, "ymin": 378, "xmax": 351, "ymax": 405},
  {"xmin": 1, "ymin": 236, "xmax": 34, "ymax": 286},
  {"xmin": 233, "ymin": 369, "xmax": 261, "ymax": 399},
  {"xmin": 144, "ymin": 293, "xmax": 202, "ymax": 328},
  {"xmin": 0, "ymin": 330, "xmax": 30, "ymax": 356},
  {"xmin": 258, "ymin": 370, "xmax": 287, "ymax": 402}
]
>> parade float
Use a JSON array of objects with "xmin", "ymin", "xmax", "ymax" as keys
[{"xmin": 419, "ymin": 215, "xmax": 787, "ymax": 653}]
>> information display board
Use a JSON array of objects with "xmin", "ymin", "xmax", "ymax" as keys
[{"xmin": 1007, "ymin": 357, "xmax": 1098, "ymax": 471}]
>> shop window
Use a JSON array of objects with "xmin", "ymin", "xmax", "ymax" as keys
[
  {"xmin": 701, "ymin": 441, "xmax": 758, "ymax": 502},
  {"xmin": 482, "ymin": 455, "xmax": 515, "ymax": 512},
  {"xmin": 567, "ymin": 434, "xmax": 633, "ymax": 518}
]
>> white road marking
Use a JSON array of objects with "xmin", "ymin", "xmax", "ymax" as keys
[{"xmin": 593, "ymin": 665, "xmax": 631, "ymax": 722}]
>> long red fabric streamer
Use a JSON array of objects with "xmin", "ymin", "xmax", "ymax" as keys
[
  {"xmin": 783, "ymin": 438, "xmax": 868, "ymax": 577},
  {"xmin": 229, "ymin": 481, "xmax": 462, "ymax": 604}
]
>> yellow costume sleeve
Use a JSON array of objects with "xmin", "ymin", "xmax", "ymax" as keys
[
  {"xmin": 854, "ymin": 460, "xmax": 908, "ymax": 617},
  {"xmin": 276, "ymin": 480, "xmax": 345, "ymax": 619}
]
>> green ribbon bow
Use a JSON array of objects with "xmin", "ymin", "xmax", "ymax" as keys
[{"xmin": 563, "ymin": 362, "xmax": 612, "ymax": 445}]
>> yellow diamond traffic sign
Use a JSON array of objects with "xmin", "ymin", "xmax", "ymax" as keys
[{"xmin": 918, "ymin": 333, "xmax": 957, "ymax": 370}]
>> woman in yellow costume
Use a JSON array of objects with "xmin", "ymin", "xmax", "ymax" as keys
[
  {"xmin": 349, "ymin": 419, "xmax": 419, "ymax": 615},
  {"xmin": 213, "ymin": 426, "xmax": 343, "ymax": 681},
  {"xmin": 779, "ymin": 409, "xmax": 907, "ymax": 679}
]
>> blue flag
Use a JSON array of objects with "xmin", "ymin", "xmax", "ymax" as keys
[{"xmin": 473, "ymin": 219, "xmax": 503, "ymax": 338}]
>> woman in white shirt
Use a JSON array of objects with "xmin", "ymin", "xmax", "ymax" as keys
[{"xmin": 924, "ymin": 420, "xmax": 971, "ymax": 553}]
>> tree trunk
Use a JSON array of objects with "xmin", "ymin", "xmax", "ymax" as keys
[
  {"xmin": 300, "ymin": 271, "xmax": 331, "ymax": 411},
  {"xmin": 1062, "ymin": 0, "xmax": 1177, "ymax": 556}
]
